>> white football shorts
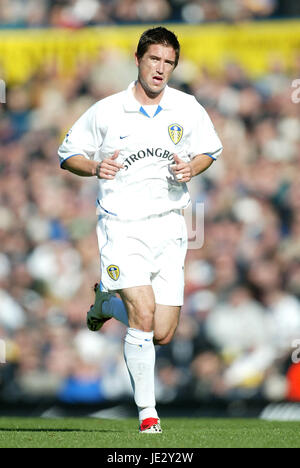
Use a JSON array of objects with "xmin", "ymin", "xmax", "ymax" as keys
[{"xmin": 96, "ymin": 209, "xmax": 188, "ymax": 306}]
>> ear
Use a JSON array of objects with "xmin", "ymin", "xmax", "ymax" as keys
[{"xmin": 134, "ymin": 52, "xmax": 140, "ymax": 67}]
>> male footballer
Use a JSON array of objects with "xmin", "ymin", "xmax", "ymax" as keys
[{"xmin": 58, "ymin": 27, "xmax": 222, "ymax": 433}]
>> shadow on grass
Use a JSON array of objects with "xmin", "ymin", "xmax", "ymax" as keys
[{"xmin": 0, "ymin": 428, "xmax": 121, "ymax": 433}]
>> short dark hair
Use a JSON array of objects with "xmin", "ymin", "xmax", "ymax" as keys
[{"xmin": 136, "ymin": 27, "xmax": 180, "ymax": 68}]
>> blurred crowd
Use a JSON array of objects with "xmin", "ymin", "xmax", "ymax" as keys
[
  {"xmin": 0, "ymin": 0, "xmax": 291, "ymax": 28},
  {"xmin": 1, "ymin": 34, "xmax": 300, "ymax": 408}
]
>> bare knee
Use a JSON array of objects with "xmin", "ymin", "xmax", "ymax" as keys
[
  {"xmin": 154, "ymin": 330, "xmax": 175, "ymax": 346},
  {"xmin": 130, "ymin": 309, "xmax": 155, "ymax": 332},
  {"xmin": 125, "ymin": 300, "xmax": 155, "ymax": 331},
  {"xmin": 119, "ymin": 286, "xmax": 156, "ymax": 332},
  {"xmin": 153, "ymin": 304, "xmax": 180, "ymax": 346}
]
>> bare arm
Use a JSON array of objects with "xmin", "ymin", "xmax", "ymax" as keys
[
  {"xmin": 61, "ymin": 150, "xmax": 123, "ymax": 179},
  {"xmin": 62, "ymin": 155, "xmax": 99, "ymax": 177},
  {"xmin": 189, "ymin": 154, "xmax": 214, "ymax": 177}
]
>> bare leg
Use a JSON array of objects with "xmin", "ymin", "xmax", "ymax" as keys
[
  {"xmin": 118, "ymin": 285, "xmax": 156, "ymax": 331},
  {"xmin": 153, "ymin": 304, "xmax": 181, "ymax": 345}
]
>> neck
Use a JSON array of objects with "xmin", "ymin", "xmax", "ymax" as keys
[{"xmin": 133, "ymin": 79, "xmax": 165, "ymax": 106}]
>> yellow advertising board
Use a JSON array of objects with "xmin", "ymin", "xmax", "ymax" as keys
[{"xmin": 0, "ymin": 21, "xmax": 299, "ymax": 84}]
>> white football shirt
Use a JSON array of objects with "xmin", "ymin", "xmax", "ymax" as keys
[{"xmin": 58, "ymin": 82, "xmax": 222, "ymax": 220}]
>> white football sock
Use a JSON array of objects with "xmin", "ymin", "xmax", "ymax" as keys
[
  {"xmin": 138, "ymin": 406, "xmax": 158, "ymax": 422},
  {"xmin": 124, "ymin": 328, "xmax": 158, "ymax": 421}
]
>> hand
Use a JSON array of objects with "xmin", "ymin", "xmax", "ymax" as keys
[
  {"xmin": 96, "ymin": 150, "xmax": 124, "ymax": 179},
  {"xmin": 171, "ymin": 154, "xmax": 193, "ymax": 183}
]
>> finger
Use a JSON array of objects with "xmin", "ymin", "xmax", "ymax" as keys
[
  {"xmin": 110, "ymin": 150, "xmax": 120, "ymax": 160},
  {"xmin": 180, "ymin": 173, "xmax": 192, "ymax": 182},
  {"xmin": 175, "ymin": 168, "xmax": 192, "ymax": 180},
  {"xmin": 101, "ymin": 170, "xmax": 115, "ymax": 179},
  {"xmin": 102, "ymin": 158, "xmax": 123, "ymax": 170},
  {"xmin": 177, "ymin": 175, "xmax": 189, "ymax": 183},
  {"xmin": 171, "ymin": 163, "xmax": 186, "ymax": 173},
  {"xmin": 170, "ymin": 163, "xmax": 182, "ymax": 170},
  {"xmin": 101, "ymin": 162, "xmax": 120, "ymax": 172},
  {"xmin": 173, "ymin": 154, "xmax": 184, "ymax": 164},
  {"xmin": 98, "ymin": 162, "xmax": 119, "ymax": 177},
  {"xmin": 175, "ymin": 164, "xmax": 186, "ymax": 172},
  {"xmin": 101, "ymin": 168, "xmax": 118, "ymax": 177},
  {"xmin": 97, "ymin": 171, "xmax": 114, "ymax": 180},
  {"xmin": 106, "ymin": 161, "xmax": 124, "ymax": 170},
  {"xmin": 108, "ymin": 150, "xmax": 123, "ymax": 168},
  {"xmin": 108, "ymin": 150, "xmax": 122, "ymax": 166}
]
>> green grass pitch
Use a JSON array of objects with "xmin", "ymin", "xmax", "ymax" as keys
[{"xmin": 0, "ymin": 417, "xmax": 299, "ymax": 448}]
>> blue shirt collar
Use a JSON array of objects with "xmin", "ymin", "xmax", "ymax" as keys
[{"xmin": 123, "ymin": 81, "xmax": 173, "ymax": 115}]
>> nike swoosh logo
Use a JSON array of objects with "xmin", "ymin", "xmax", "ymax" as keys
[{"xmin": 120, "ymin": 135, "xmax": 129, "ymax": 139}]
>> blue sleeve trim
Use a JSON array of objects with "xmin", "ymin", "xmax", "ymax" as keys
[{"xmin": 203, "ymin": 153, "xmax": 217, "ymax": 161}]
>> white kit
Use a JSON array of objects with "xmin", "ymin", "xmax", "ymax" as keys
[
  {"xmin": 58, "ymin": 81, "xmax": 222, "ymax": 220},
  {"xmin": 58, "ymin": 82, "xmax": 222, "ymax": 303}
]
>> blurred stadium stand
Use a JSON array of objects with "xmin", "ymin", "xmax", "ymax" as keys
[
  {"xmin": 0, "ymin": 4, "xmax": 300, "ymax": 419},
  {"xmin": 0, "ymin": 0, "xmax": 299, "ymax": 28}
]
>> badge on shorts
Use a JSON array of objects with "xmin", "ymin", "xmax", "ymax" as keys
[
  {"xmin": 168, "ymin": 124, "xmax": 183, "ymax": 145},
  {"xmin": 107, "ymin": 265, "xmax": 120, "ymax": 281}
]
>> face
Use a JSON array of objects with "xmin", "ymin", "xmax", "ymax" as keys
[{"xmin": 135, "ymin": 43, "xmax": 176, "ymax": 98}]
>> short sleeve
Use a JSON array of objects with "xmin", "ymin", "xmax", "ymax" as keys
[
  {"xmin": 188, "ymin": 98, "xmax": 223, "ymax": 160},
  {"xmin": 58, "ymin": 103, "xmax": 102, "ymax": 167}
]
